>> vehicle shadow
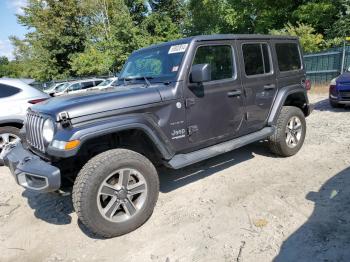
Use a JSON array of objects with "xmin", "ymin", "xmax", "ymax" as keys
[
  {"xmin": 314, "ymin": 98, "xmax": 350, "ymax": 112},
  {"xmin": 22, "ymin": 190, "xmax": 73, "ymax": 225},
  {"xmin": 21, "ymin": 141, "xmax": 273, "ymax": 238},
  {"xmin": 274, "ymin": 167, "xmax": 350, "ymax": 261}
]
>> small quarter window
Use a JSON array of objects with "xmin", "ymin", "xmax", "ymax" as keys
[
  {"xmin": 193, "ymin": 45, "xmax": 234, "ymax": 81},
  {"xmin": 275, "ymin": 43, "xmax": 302, "ymax": 72},
  {"xmin": 0, "ymin": 84, "xmax": 21, "ymax": 98},
  {"xmin": 242, "ymin": 43, "xmax": 272, "ymax": 76}
]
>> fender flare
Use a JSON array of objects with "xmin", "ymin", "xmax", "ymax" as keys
[
  {"xmin": 268, "ymin": 85, "xmax": 310, "ymax": 126},
  {"xmin": 0, "ymin": 118, "xmax": 24, "ymax": 126},
  {"xmin": 47, "ymin": 115, "xmax": 175, "ymax": 159}
]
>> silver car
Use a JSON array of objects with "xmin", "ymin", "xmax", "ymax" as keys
[
  {"xmin": 43, "ymin": 82, "xmax": 67, "ymax": 96},
  {"xmin": 0, "ymin": 79, "xmax": 49, "ymax": 155},
  {"xmin": 54, "ymin": 78, "xmax": 104, "ymax": 96}
]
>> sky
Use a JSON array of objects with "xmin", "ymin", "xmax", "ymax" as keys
[{"xmin": 0, "ymin": 0, "xmax": 28, "ymax": 60}]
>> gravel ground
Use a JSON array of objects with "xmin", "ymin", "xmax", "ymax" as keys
[{"xmin": 1, "ymin": 93, "xmax": 350, "ymax": 262}]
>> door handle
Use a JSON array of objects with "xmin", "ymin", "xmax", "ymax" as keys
[
  {"xmin": 227, "ymin": 90, "xmax": 242, "ymax": 97},
  {"xmin": 264, "ymin": 84, "xmax": 276, "ymax": 90}
]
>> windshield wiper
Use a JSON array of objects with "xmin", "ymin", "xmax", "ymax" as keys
[{"xmin": 121, "ymin": 76, "xmax": 154, "ymax": 87}]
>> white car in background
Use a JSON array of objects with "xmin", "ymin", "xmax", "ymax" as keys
[
  {"xmin": 54, "ymin": 78, "xmax": 104, "ymax": 96},
  {"xmin": 91, "ymin": 77, "xmax": 119, "ymax": 90},
  {"xmin": 43, "ymin": 82, "xmax": 67, "ymax": 96},
  {"xmin": 0, "ymin": 78, "xmax": 49, "ymax": 157}
]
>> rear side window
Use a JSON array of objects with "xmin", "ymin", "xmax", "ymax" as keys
[
  {"xmin": 242, "ymin": 43, "xmax": 272, "ymax": 76},
  {"xmin": 275, "ymin": 43, "xmax": 302, "ymax": 72},
  {"xmin": 193, "ymin": 45, "xmax": 234, "ymax": 81},
  {"xmin": 0, "ymin": 84, "xmax": 21, "ymax": 98},
  {"xmin": 81, "ymin": 81, "xmax": 94, "ymax": 89}
]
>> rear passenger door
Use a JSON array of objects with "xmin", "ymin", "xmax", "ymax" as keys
[{"xmin": 237, "ymin": 41, "xmax": 277, "ymax": 133}]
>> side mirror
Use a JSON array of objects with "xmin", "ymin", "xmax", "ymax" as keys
[
  {"xmin": 347, "ymin": 66, "xmax": 350, "ymax": 72},
  {"xmin": 190, "ymin": 64, "xmax": 211, "ymax": 83}
]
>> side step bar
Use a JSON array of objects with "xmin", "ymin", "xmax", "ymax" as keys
[{"xmin": 167, "ymin": 127, "xmax": 274, "ymax": 169}]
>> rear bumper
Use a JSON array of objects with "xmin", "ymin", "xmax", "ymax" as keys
[{"xmin": 0, "ymin": 142, "xmax": 60, "ymax": 193}]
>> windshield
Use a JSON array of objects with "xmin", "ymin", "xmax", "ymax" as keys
[
  {"xmin": 98, "ymin": 79, "xmax": 113, "ymax": 86},
  {"xmin": 56, "ymin": 82, "xmax": 69, "ymax": 92},
  {"xmin": 118, "ymin": 43, "xmax": 188, "ymax": 83}
]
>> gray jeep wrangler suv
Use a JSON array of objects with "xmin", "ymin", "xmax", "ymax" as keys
[{"xmin": 0, "ymin": 34, "xmax": 312, "ymax": 237}]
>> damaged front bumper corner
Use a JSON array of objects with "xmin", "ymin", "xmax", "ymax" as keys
[{"xmin": 0, "ymin": 142, "xmax": 61, "ymax": 193}]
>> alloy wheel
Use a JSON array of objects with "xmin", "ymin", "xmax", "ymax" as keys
[
  {"xmin": 97, "ymin": 168, "xmax": 148, "ymax": 223},
  {"xmin": 0, "ymin": 133, "xmax": 20, "ymax": 153},
  {"xmin": 285, "ymin": 116, "xmax": 303, "ymax": 148}
]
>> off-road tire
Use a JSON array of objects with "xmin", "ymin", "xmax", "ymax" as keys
[
  {"xmin": 268, "ymin": 106, "xmax": 306, "ymax": 157},
  {"xmin": 72, "ymin": 149, "xmax": 159, "ymax": 238}
]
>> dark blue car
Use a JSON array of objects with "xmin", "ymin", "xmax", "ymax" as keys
[{"xmin": 329, "ymin": 67, "xmax": 350, "ymax": 108}]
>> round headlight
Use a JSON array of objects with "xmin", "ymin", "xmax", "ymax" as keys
[{"xmin": 43, "ymin": 119, "xmax": 54, "ymax": 143}]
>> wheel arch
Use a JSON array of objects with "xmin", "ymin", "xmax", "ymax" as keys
[
  {"xmin": 268, "ymin": 85, "xmax": 311, "ymax": 126},
  {"xmin": 0, "ymin": 119, "xmax": 23, "ymax": 129},
  {"xmin": 48, "ymin": 118, "xmax": 175, "ymax": 163}
]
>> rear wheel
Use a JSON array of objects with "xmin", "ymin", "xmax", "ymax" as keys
[
  {"xmin": 72, "ymin": 149, "xmax": 159, "ymax": 238},
  {"xmin": 268, "ymin": 106, "xmax": 306, "ymax": 157}
]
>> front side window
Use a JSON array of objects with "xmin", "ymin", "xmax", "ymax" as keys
[
  {"xmin": 0, "ymin": 84, "xmax": 21, "ymax": 98},
  {"xmin": 56, "ymin": 83, "xmax": 69, "ymax": 92},
  {"xmin": 119, "ymin": 43, "xmax": 187, "ymax": 83},
  {"xmin": 192, "ymin": 45, "xmax": 234, "ymax": 81},
  {"xmin": 275, "ymin": 43, "xmax": 302, "ymax": 72},
  {"xmin": 242, "ymin": 43, "xmax": 272, "ymax": 76},
  {"xmin": 69, "ymin": 83, "xmax": 81, "ymax": 91}
]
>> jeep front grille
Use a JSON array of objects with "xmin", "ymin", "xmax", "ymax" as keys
[{"xmin": 26, "ymin": 112, "xmax": 45, "ymax": 152}]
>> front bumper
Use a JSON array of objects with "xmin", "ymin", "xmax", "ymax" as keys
[{"xmin": 0, "ymin": 142, "xmax": 61, "ymax": 193}]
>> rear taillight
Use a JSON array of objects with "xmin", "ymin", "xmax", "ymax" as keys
[
  {"xmin": 305, "ymin": 79, "xmax": 311, "ymax": 91},
  {"xmin": 329, "ymin": 85, "xmax": 337, "ymax": 96},
  {"xmin": 28, "ymin": 98, "xmax": 48, "ymax": 104}
]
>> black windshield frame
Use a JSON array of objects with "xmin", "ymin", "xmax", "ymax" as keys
[{"xmin": 118, "ymin": 43, "xmax": 189, "ymax": 84}]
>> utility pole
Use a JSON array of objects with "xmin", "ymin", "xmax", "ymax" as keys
[{"xmin": 341, "ymin": 37, "xmax": 350, "ymax": 73}]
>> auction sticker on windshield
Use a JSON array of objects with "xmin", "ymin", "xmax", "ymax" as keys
[{"xmin": 169, "ymin": 44, "xmax": 188, "ymax": 54}]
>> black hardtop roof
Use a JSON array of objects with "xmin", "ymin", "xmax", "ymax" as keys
[{"xmin": 134, "ymin": 34, "xmax": 299, "ymax": 53}]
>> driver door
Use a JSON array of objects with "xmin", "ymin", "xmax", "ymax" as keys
[{"xmin": 184, "ymin": 42, "xmax": 244, "ymax": 149}]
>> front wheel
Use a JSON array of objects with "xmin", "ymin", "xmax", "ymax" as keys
[
  {"xmin": 72, "ymin": 149, "xmax": 159, "ymax": 238},
  {"xmin": 268, "ymin": 106, "xmax": 306, "ymax": 157}
]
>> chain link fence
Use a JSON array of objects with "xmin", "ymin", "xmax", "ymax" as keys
[{"xmin": 304, "ymin": 45, "xmax": 350, "ymax": 84}]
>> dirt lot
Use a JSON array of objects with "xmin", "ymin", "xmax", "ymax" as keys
[{"xmin": 1, "ymin": 93, "xmax": 350, "ymax": 262}]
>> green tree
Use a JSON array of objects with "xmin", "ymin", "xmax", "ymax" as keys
[
  {"xmin": 293, "ymin": 1, "xmax": 339, "ymax": 35},
  {"xmin": 186, "ymin": 0, "xmax": 239, "ymax": 35},
  {"xmin": 270, "ymin": 23, "xmax": 324, "ymax": 53},
  {"xmin": 17, "ymin": 0, "xmax": 89, "ymax": 80},
  {"xmin": 328, "ymin": 0, "xmax": 350, "ymax": 38},
  {"xmin": 71, "ymin": 0, "xmax": 184, "ymax": 76}
]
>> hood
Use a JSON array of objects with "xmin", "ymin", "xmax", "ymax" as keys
[
  {"xmin": 31, "ymin": 85, "xmax": 163, "ymax": 120},
  {"xmin": 336, "ymin": 72, "xmax": 350, "ymax": 84}
]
